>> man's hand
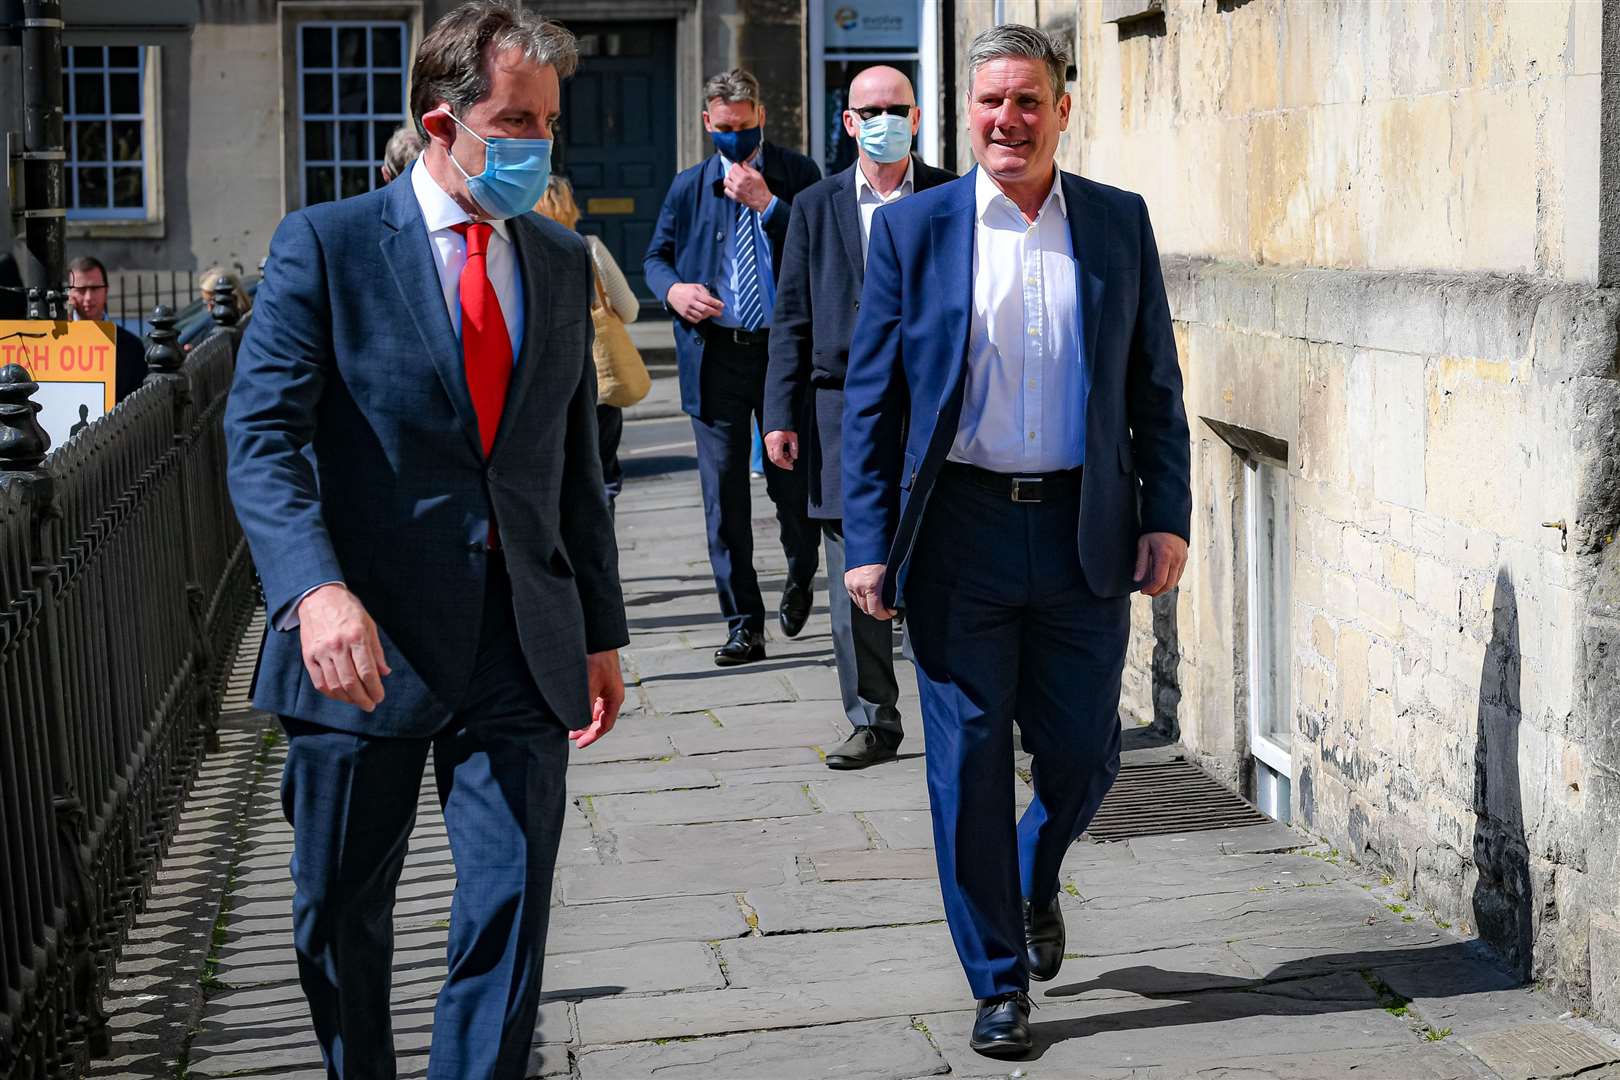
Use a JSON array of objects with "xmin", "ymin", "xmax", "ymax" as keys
[
  {"xmin": 724, "ymin": 162, "xmax": 774, "ymax": 213},
  {"xmin": 1134, "ymin": 532, "xmax": 1189, "ymax": 597},
  {"xmin": 765, "ymin": 430, "xmax": 798, "ymax": 470},
  {"xmin": 297, "ymin": 583, "xmax": 391, "ymax": 712},
  {"xmin": 667, "ymin": 282, "xmax": 725, "ymax": 324},
  {"xmin": 571, "ymin": 650, "xmax": 625, "ymax": 750},
  {"xmin": 845, "ymin": 563, "xmax": 895, "ymax": 621}
]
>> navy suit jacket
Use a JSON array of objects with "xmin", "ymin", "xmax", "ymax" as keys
[
  {"xmin": 643, "ymin": 143, "xmax": 822, "ymax": 416},
  {"xmin": 225, "ymin": 165, "xmax": 629, "ymax": 738},
  {"xmin": 764, "ymin": 156, "xmax": 956, "ymax": 519},
  {"xmin": 842, "ymin": 168, "xmax": 1192, "ymax": 609}
]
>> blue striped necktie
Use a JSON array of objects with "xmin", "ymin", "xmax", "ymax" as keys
[{"xmin": 733, "ymin": 199, "xmax": 764, "ymax": 332}]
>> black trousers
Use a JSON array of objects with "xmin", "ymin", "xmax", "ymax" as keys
[
  {"xmin": 596, "ymin": 403, "xmax": 623, "ymax": 503},
  {"xmin": 690, "ymin": 333, "xmax": 819, "ymax": 634}
]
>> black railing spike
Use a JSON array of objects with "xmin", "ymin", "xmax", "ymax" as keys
[
  {"xmin": 210, "ymin": 279, "xmax": 240, "ymax": 329},
  {"xmin": 0, "ymin": 363, "xmax": 51, "ymax": 473},
  {"xmin": 144, "ymin": 304, "xmax": 183, "ymax": 379}
]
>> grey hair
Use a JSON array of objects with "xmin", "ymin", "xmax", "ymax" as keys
[
  {"xmin": 703, "ymin": 68, "xmax": 761, "ymax": 108},
  {"xmin": 966, "ymin": 23, "xmax": 1069, "ymax": 102},
  {"xmin": 411, "ymin": 0, "xmax": 578, "ymax": 140},
  {"xmin": 381, "ymin": 124, "xmax": 424, "ymax": 180}
]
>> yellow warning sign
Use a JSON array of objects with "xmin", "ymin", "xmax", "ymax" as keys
[{"xmin": 0, "ymin": 320, "xmax": 119, "ymax": 448}]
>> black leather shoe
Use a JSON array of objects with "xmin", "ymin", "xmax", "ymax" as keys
[
  {"xmin": 778, "ymin": 582, "xmax": 812, "ymax": 638},
  {"xmin": 970, "ymin": 991, "xmax": 1032, "ymax": 1058},
  {"xmin": 1024, "ymin": 894, "xmax": 1066, "ymax": 982},
  {"xmin": 824, "ymin": 728, "xmax": 900, "ymax": 770},
  {"xmin": 714, "ymin": 628, "xmax": 765, "ymax": 667}
]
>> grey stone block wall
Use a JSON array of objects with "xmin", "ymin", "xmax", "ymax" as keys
[{"xmin": 1123, "ymin": 253, "xmax": 1620, "ymax": 1012}]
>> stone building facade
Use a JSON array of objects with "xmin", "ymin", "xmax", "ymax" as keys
[{"xmin": 957, "ymin": 0, "xmax": 1620, "ymax": 1017}]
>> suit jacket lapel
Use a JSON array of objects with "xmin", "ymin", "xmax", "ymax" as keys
[
  {"xmin": 930, "ymin": 171, "xmax": 977, "ymax": 412},
  {"xmin": 1065, "ymin": 172, "xmax": 1108, "ymax": 371},
  {"xmin": 833, "ymin": 165, "xmax": 865, "ymax": 286},
  {"xmin": 491, "ymin": 216, "xmax": 551, "ymax": 458},
  {"xmin": 379, "ymin": 170, "xmax": 483, "ymax": 458}
]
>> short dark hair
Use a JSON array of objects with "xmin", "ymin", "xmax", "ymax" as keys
[
  {"xmin": 410, "ymin": 0, "xmax": 579, "ymax": 141},
  {"xmin": 67, "ymin": 255, "xmax": 108, "ymax": 285}
]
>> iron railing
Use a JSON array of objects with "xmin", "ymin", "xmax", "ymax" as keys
[{"xmin": 0, "ymin": 285, "xmax": 258, "ymax": 1079}]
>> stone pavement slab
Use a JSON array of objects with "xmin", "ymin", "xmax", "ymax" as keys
[{"xmin": 574, "ymin": 1018, "xmax": 948, "ymax": 1080}]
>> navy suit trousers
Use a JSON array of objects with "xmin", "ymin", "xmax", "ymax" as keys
[
  {"xmin": 281, "ymin": 555, "xmax": 569, "ymax": 1080},
  {"xmin": 903, "ymin": 467, "xmax": 1130, "ymax": 999},
  {"xmin": 690, "ymin": 334, "xmax": 819, "ymax": 634}
]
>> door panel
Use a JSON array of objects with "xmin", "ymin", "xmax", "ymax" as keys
[{"xmin": 558, "ymin": 20, "xmax": 677, "ymax": 301}]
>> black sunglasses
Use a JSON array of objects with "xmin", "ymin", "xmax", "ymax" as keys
[{"xmin": 851, "ymin": 104, "xmax": 915, "ymax": 121}]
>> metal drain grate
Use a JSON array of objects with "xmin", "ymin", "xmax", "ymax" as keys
[{"xmin": 1084, "ymin": 758, "xmax": 1270, "ymax": 841}]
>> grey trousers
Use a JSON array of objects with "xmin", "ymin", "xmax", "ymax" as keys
[{"xmin": 822, "ymin": 520, "xmax": 903, "ymax": 736}]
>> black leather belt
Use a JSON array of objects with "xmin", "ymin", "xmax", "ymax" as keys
[
  {"xmin": 704, "ymin": 324, "xmax": 771, "ymax": 347},
  {"xmin": 942, "ymin": 461, "xmax": 1082, "ymax": 503}
]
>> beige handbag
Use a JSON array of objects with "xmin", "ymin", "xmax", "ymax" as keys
[{"xmin": 591, "ymin": 273, "xmax": 651, "ymax": 408}]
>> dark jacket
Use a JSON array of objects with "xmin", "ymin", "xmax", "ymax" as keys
[
  {"xmin": 114, "ymin": 325, "xmax": 146, "ymax": 401},
  {"xmin": 643, "ymin": 143, "xmax": 822, "ymax": 416},
  {"xmin": 225, "ymin": 164, "xmax": 627, "ymax": 737},
  {"xmin": 842, "ymin": 169, "xmax": 1192, "ymax": 607},
  {"xmin": 763, "ymin": 156, "xmax": 956, "ymax": 518}
]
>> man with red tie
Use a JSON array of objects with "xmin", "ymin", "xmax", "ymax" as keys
[{"xmin": 224, "ymin": 3, "xmax": 627, "ymax": 1076}]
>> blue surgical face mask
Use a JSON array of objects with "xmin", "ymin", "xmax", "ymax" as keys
[
  {"xmin": 447, "ymin": 112, "xmax": 552, "ymax": 221},
  {"xmin": 711, "ymin": 125, "xmax": 762, "ymax": 163},
  {"xmin": 856, "ymin": 113, "xmax": 912, "ymax": 164}
]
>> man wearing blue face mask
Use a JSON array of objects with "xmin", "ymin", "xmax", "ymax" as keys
[
  {"xmin": 645, "ymin": 68, "xmax": 824, "ymax": 666},
  {"xmin": 224, "ymin": 2, "xmax": 627, "ymax": 1075},
  {"xmin": 763, "ymin": 65, "xmax": 955, "ymax": 769}
]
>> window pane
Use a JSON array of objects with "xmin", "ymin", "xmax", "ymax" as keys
[
  {"xmin": 306, "ymin": 166, "xmax": 336, "ymax": 205},
  {"xmin": 337, "ymin": 26, "xmax": 366, "ymax": 68},
  {"xmin": 78, "ymin": 165, "xmax": 109, "ymax": 208},
  {"xmin": 70, "ymin": 46, "xmax": 103, "ymax": 69},
  {"xmin": 304, "ymin": 73, "xmax": 333, "ymax": 115},
  {"xmin": 112, "ymin": 167, "xmax": 143, "ymax": 208},
  {"xmin": 372, "ymin": 73, "xmax": 403, "ymax": 113},
  {"xmin": 372, "ymin": 26, "xmax": 402, "ymax": 68},
  {"xmin": 338, "ymin": 73, "xmax": 367, "ymax": 114},
  {"xmin": 340, "ymin": 166, "xmax": 371, "ymax": 198},
  {"xmin": 304, "ymin": 121, "xmax": 334, "ymax": 161},
  {"xmin": 109, "ymin": 73, "xmax": 140, "ymax": 114},
  {"xmin": 108, "ymin": 46, "xmax": 139, "ymax": 68},
  {"xmin": 339, "ymin": 121, "xmax": 366, "ymax": 162},
  {"xmin": 111, "ymin": 120, "xmax": 142, "ymax": 161},
  {"xmin": 74, "ymin": 73, "xmax": 105, "ymax": 115},
  {"xmin": 372, "ymin": 121, "xmax": 395, "ymax": 161},
  {"xmin": 302, "ymin": 25, "xmax": 332, "ymax": 68},
  {"xmin": 74, "ymin": 120, "xmax": 107, "ymax": 164}
]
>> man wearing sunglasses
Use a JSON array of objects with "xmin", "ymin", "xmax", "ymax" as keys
[{"xmin": 763, "ymin": 66, "xmax": 955, "ymax": 770}]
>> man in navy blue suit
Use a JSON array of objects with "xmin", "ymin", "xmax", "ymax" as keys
[
  {"xmin": 763, "ymin": 65, "xmax": 954, "ymax": 770},
  {"xmin": 842, "ymin": 24, "xmax": 1192, "ymax": 1058},
  {"xmin": 644, "ymin": 69, "xmax": 823, "ymax": 666},
  {"xmin": 224, "ymin": 4, "xmax": 625, "ymax": 1076}
]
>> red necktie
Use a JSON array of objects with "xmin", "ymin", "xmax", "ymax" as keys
[{"xmin": 451, "ymin": 221, "xmax": 512, "ymax": 457}]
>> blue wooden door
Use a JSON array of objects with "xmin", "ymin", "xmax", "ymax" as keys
[{"xmin": 558, "ymin": 21, "xmax": 677, "ymax": 302}]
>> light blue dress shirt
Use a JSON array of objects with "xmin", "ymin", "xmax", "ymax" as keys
[{"xmin": 712, "ymin": 150, "xmax": 781, "ymax": 330}]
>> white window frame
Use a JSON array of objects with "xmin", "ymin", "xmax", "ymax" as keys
[
  {"xmin": 64, "ymin": 44, "xmax": 162, "ymax": 228},
  {"xmin": 295, "ymin": 19, "xmax": 411, "ymax": 207},
  {"xmin": 1244, "ymin": 456, "xmax": 1293, "ymax": 778},
  {"xmin": 806, "ymin": 0, "xmax": 940, "ymax": 175}
]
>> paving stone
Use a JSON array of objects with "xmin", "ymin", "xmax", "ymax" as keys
[
  {"xmin": 1461, "ymin": 1021, "xmax": 1620, "ymax": 1080},
  {"xmin": 566, "ymin": 762, "xmax": 718, "ymax": 796},
  {"xmin": 671, "ymin": 712, "xmax": 845, "ymax": 755},
  {"xmin": 590, "ymin": 783, "xmax": 818, "ymax": 826},
  {"xmin": 547, "ymin": 894, "xmax": 750, "ymax": 953},
  {"xmin": 721, "ymin": 923, "xmax": 962, "ymax": 990},
  {"xmin": 575, "ymin": 1018, "xmax": 947, "ymax": 1079},
  {"xmin": 1372, "ymin": 943, "xmax": 1565, "ymax": 1036},
  {"xmin": 682, "ymin": 746, "xmax": 825, "ymax": 772},
  {"xmin": 811, "ymin": 848, "xmax": 938, "ymax": 881},
  {"xmin": 1067, "ymin": 851, "xmax": 1346, "ymax": 901},
  {"xmin": 864, "ymin": 809, "xmax": 935, "ymax": 849},
  {"xmin": 808, "ymin": 774, "xmax": 933, "ymax": 812},
  {"xmin": 612, "ymin": 813, "xmax": 871, "ymax": 864},
  {"xmin": 1125, "ymin": 821, "xmax": 1314, "ymax": 858},
  {"xmin": 569, "ymin": 731, "xmax": 676, "ymax": 764},
  {"xmin": 640, "ymin": 669, "xmax": 798, "ymax": 712},
  {"xmin": 545, "ymin": 940, "xmax": 725, "ymax": 999},
  {"xmin": 745, "ymin": 879, "xmax": 946, "ymax": 933},
  {"xmin": 559, "ymin": 855, "xmax": 790, "ymax": 904}
]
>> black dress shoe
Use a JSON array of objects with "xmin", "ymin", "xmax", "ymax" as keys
[
  {"xmin": 714, "ymin": 627, "xmax": 765, "ymax": 667},
  {"xmin": 824, "ymin": 727, "xmax": 900, "ymax": 770},
  {"xmin": 778, "ymin": 581, "xmax": 812, "ymax": 638},
  {"xmin": 1024, "ymin": 894, "xmax": 1066, "ymax": 982},
  {"xmin": 970, "ymin": 991, "xmax": 1032, "ymax": 1058}
]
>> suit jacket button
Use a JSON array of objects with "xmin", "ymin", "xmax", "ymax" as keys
[
  {"xmin": 853, "ymin": 300, "xmax": 861, "ymax": 310},
  {"xmin": 467, "ymin": 541, "xmax": 484, "ymax": 554}
]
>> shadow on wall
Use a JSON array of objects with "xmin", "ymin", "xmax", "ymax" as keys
[{"xmin": 1472, "ymin": 566, "xmax": 1535, "ymax": 979}]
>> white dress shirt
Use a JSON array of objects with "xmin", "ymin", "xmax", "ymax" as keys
[
  {"xmin": 948, "ymin": 167, "xmax": 1086, "ymax": 474},
  {"xmin": 411, "ymin": 160, "xmax": 524, "ymax": 353},
  {"xmin": 854, "ymin": 158, "xmax": 915, "ymax": 262},
  {"xmin": 276, "ymin": 163, "xmax": 527, "ymax": 631}
]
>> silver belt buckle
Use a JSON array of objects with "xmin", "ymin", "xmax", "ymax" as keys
[{"xmin": 1010, "ymin": 477, "xmax": 1044, "ymax": 503}]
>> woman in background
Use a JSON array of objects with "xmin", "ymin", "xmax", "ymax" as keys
[{"xmin": 534, "ymin": 176, "xmax": 640, "ymax": 507}]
